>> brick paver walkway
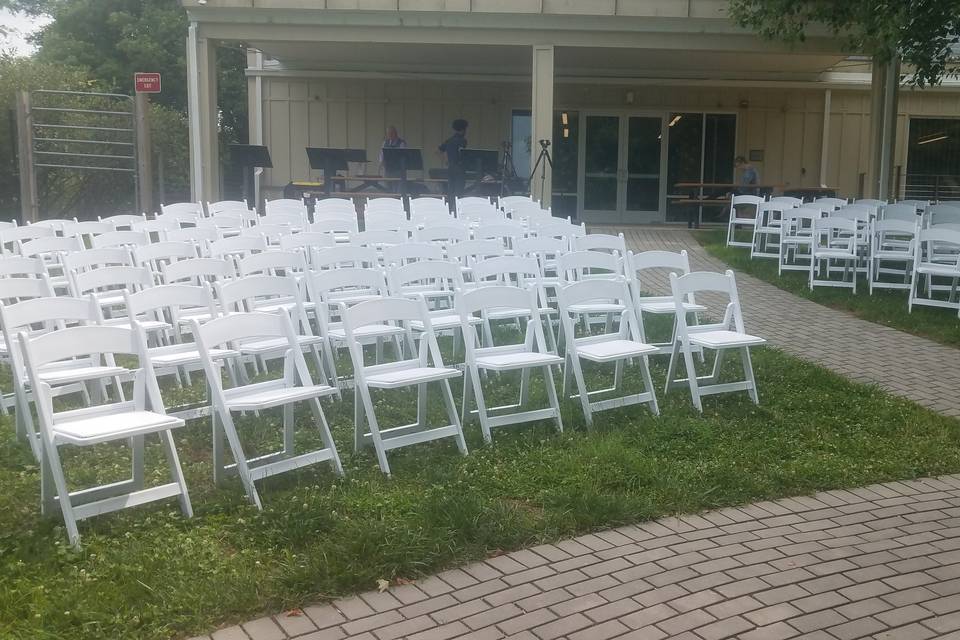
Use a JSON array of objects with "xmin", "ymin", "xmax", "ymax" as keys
[
  {"xmin": 195, "ymin": 227, "xmax": 960, "ymax": 640},
  {"xmin": 200, "ymin": 474, "xmax": 960, "ymax": 640}
]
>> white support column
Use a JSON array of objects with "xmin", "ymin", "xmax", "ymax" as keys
[
  {"xmin": 819, "ymin": 89, "xmax": 831, "ymax": 188},
  {"xmin": 247, "ymin": 48, "xmax": 264, "ymax": 210},
  {"xmin": 868, "ymin": 57, "xmax": 900, "ymax": 200},
  {"xmin": 186, "ymin": 23, "xmax": 220, "ymax": 203},
  {"xmin": 531, "ymin": 45, "xmax": 555, "ymax": 207}
]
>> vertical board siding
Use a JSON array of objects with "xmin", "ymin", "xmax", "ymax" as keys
[{"xmin": 260, "ymin": 76, "xmax": 959, "ymax": 198}]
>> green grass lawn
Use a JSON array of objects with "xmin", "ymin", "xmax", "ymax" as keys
[
  {"xmin": 1, "ymin": 338, "xmax": 959, "ymax": 640},
  {"xmin": 697, "ymin": 228, "xmax": 960, "ymax": 348}
]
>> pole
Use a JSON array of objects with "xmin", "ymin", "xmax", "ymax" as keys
[
  {"xmin": 135, "ymin": 92, "xmax": 154, "ymax": 215},
  {"xmin": 15, "ymin": 91, "xmax": 38, "ymax": 223}
]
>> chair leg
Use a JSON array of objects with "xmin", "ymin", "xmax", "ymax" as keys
[
  {"xmin": 416, "ymin": 383, "xmax": 428, "ymax": 430},
  {"xmin": 519, "ymin": 367, "xmax": 531, "ymax": 407},
  {"xmin": 570, "ymin": 355, "xmax": 593, "ymax": 427},
  {"xmin": 740, "ymin": 346, "xmax": 760, "ymax": 405},
  {"xmin": 131, "ymin": 435, "xmax": 145, "ymax": 491},
  {"xmin": 664, "ymin": 340, "xmax": 681, "ymax": 392},
  {"xmin": 44, "ymin": 443, "xmax": 81, "ymax": 547},
  {"xmin": 639, "ymin": 355, "xmax": 659, "ymax": 416},
  {"xmin": 357, "ymin": 385, "xmax": 392, "ymax": 475},
  {"xmin": 542, "ymin": 365, "xmax": 564, "ymax": 433},
  {"xmin": 283, "ymin": 403, "xmax": 294, "ymax": 456},
  {"xmin": 159, "ymin": 430, "xmax": 193, "ymax": 518},
  {"xmin": 681, "ymin": 343, "xmax": 703, "ymax": 412},
  {"xmin": 218, "ymin": 412, "xmax": 263, "ymax": 510},
  {"xmin": 308, "ymin": 398, "xmax": 344, "ymax": 477},
  {"xmin": 440, "ymin": 379, "xmax": 468, "ymax": 456},
  {"xmin": 468, "ymin": 367, "xmax": 492, "ymax": 444}
]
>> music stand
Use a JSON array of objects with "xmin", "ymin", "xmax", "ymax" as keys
[
  {"xmin": 460, "ymin": 149, "xmax": 499, "ymax": 176},
  {"xmin": 382, "ymin": 148, "xmax": 423, "ymax": 211},
  {"xmin": 305, "ymin": 148, "xmax": 350, "ymax": 195},
  {"xmin": 230, "ymin": 144, "xmax": 272, "ymax": 210}
]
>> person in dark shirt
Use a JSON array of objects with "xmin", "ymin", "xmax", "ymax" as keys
[{"xmin": 439, "ymin": 119, "xmax": 468, "ymax": 207}]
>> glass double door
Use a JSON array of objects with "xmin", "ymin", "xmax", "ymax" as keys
[{"xmin": 579, "ymin": 113, "xmax": 665, "ymax": 224}]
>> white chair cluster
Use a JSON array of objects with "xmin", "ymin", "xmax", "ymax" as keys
[
  {"xmin": 0, "ymin": 195, "xmax": 764, "ymax": 546},
  {"xmin": 726, "ymin": 196, "xmax": 960, "ymax": 316}
]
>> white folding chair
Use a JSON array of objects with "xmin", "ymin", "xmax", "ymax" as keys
[
  {"xmin": 209, "ymin": 235, "xmax": 267, "ymax": 260},
  {"xmin": 471, "ymin": 255, "xmax": 558, "ymax": 352},
  {"xmin": 778, "ymin": 208, "xmax": 822, "ymax": 274},
  {"xmin": 750, "ymin": 202, "xmax": 785, "ymax": 260},
  {"xmin": 161, "ymin": 256, "xmax": 236, "ymax": 286},
  {"xmin": 18, "ymin": 235, "xmax": 84, "ymax": 292},
  {"xmin": 909, "ymin": 229, "xmax": 960, "ymax": 314},
  {"xmin": 61, "ymin": 220, "xmax": 115, "ymax": 245},
  {"xmin": 571, "ymin": 232, "xmax": 626, "ymax": 255},
  {"xmin": 726, "ymin": 195, "xmax": 764, "ymax": 248},
  {"xmin": 665, "ymin": 270, "xmax": 765, "ymax": 412},
  {"xmin": 63, "ymin": 247, "xmax": 134, "ymax": 276},
  {"xmin": 97, "ymin": 213, "xmax": 147, "ymax": 230},
  {"xmin": 625, "ymin": 250, "xmax": 706, "ymax": 356},
  {"xmin": 868, "ymin": 219, "xmax": 919, "ymax": 294},
  {"xmin": 880, "ymin": 204, "xmax": 920, "ymax": 222},
  {"xmin": 193, "ymin": 311, "xmax": 342, "ymax": 509},
  {"xmin": 0, "ymin": 293, "xmax": 106, "ymax": 455},
  {"xmin": 132, "ymin": 241, "xmax": 199, "ymax": 283},
  {"xmin": 813, "ymin": 197, "xmax": 847, "ymax": 211},
  {"xmin": 0, "ymin": 255, "xmax": 45, "ymax": 279},
  {"xmin": 558, "ymin": 279, "xmax": 659, "ymax": 426},
  {"xmin": 810, "ymin": 217, "xmax": 860, "ymax": 292},
  {"xmin": 69, "ymin": 265, "xmax": 154, "ymax": 317},
  {"xmin": 382, "ymin": 243, "xmax": 444, "ymax": 267},
  {"xmin": 349, "ymin": 229, "xmax": 407, "ymax": 252},
  {"xmin": 342, "ymin": 296, "xmax": 466, "ymax": 475},
  {"xmin": 164, "ymin": 226, "xmax": 220, "ymax": 246},
  {"xmin": 446, "ymin": 239, "xmax": 505, "ymax": 281},
  {"xmin": 1, "ymin": 225, "xmax": 55, "ymax": 255},
  {"xmin": 21, "ymin": 323, "xmax": 191, "ymax": 547},
  {"xmin": 457, "ymin": 286, "xmax": 563, "ymax": 443},
  {"xmin": 312, "ymin": 245, "xmax": 378, "ymax": 270}
]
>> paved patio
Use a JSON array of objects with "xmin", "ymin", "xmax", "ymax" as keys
[{"xmin": 195, "ymin": 228, "xmax": 960, "ymax": 640}]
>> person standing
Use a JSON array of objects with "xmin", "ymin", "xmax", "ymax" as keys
[
  {"xmin": 439, "ymin": 119, "xmax": 468, "ymax": 207},
  {"xmin": 735, "ymin": 156, "xmax": 760, "ymax": 195},
  {"xmin": 379, "ymin": 125, "xmax": 407, "ymax": 177}
]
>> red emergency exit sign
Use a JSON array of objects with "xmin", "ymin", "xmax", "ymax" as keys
[{"xmin": 134, "ymin": 72, "xmax": 161, "ymax": 94}]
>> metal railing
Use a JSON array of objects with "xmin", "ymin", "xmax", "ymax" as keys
[{"xmin": 900, "ymin": 174, "xmax": 960, "ymax": 203}]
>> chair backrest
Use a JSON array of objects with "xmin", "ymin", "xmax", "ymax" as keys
[
  {"xmin": 456, "ymin": 197, "xmax": 491, "ymax": 212},
  {"xmin": 161, "ymin": 256, "xmax": 236, "ymax": 285},
  {"xmin": 279, "ymin": 231, "xmax": 336, "ymax": 253},
  {"xmin": 499, "ymin": 196, "xmax": 535, "ymax": 211},
  {"xmin": 61, "ymin": 220, "xmax": 114, "ymax": 240},
  {"xmin": 237, "ymin": 250, "xmax": 307, "ymax": 277},
  {"xmin": 133, "ymin": 219, "xmax": 182, "ymax": 235},
  {"xmin": 514, "ymin": 236, "xmax": 564, "ymax": 259},
  {"xmin": 349, "ymin": 229, "xmax": 406, "ymax": 249},
  {"xmin": 879, "ymin": 204, "xmax": 919, "ymax": 222},
  {"xmin": 471, "ymin": 255, "xmax": 544, "ymax": 287},
  {"xmin": 98, "ymin": 213, "xmax": 147, "ymax": 230},
  {"xmin": 342, "ymin": 296, "xmax": 442, "ymax": 372},
  {"xmin": 382, "ymin": 242, "xmax": 444, "ymax": 267},
  {"xmin": 854, "ymin": 198, "xmax": 886, "ymax": 207},
  {"xmin": 204, "ymin": 200, "xmax": 247, "ymax": 216},
  {"xmin": 458, "ymin": 204, "xmax": 504, "ymax": 225},
  {"xmin": 0, "ymin": 296, "xmax": 101, "ymax": 379},
  {"xmin": 132, "ymin": 241, "xmax": 199, "ymax": 272},
  {"xmin": 446, "ymin": 239, "xmax": 505, "ymax": 267},
  {"xmin": 897, "ymin": 199, "xmax": 929, "ymax": 213},
  {"xmin": 314, "ymin": 197, "xmax": 356, "ymax": 214},
  {"xmin": 557, "ymin": 278, "xmax": 640, "ymax": 340},
  {"xmin": 731, "ymin": 195, "xmax": 764, "ymax": 207},
  {"xmin": 457, "ymin": 285, "xmax": 548, "ymax": 353},
  {"xmin": 813, "ymin": 197, "xmax": 848, "ymax": 211},
  {"xmin": 305, "ymin": 267, "xmax": 388, "ymax": 304},
  {"xmin": 312, "ymin": 218, "xmax": 358, "ymax": 235},
  {"xmin": 312, "ymin": 245, "xmax": 378, "ymax": 270},
  {"xmin": 71, "ymin": 265, "xmax": 153, "ymax": 298},
  {"xmin": 264, "ymin": 199, "xmax": 308, "ymax": 217},
  {"xmin": 248, "ymin": 223, "xmax": 295, "ymax": 243},
  {"xmin": 364, "ymin": 197, "xmax": 405, "ymax": 215},
  {"xmin": 0, "ymin": 274, "xmax": 55, "ymax": 303},
  {"xmin": 916, "ymin": 228, "xmax": 960, "ymax": 265},
  {"xmin": 162, "ymin": 202, "xmax": 205, "ymax": 218},
  {"xmin": 832, "ymin": 205, "xmax": 873, "ymax": 223},
  {"xmin": 312, "ymin": 209, "xmax": 358, "ymax": 225},
  {"xmin": 813, "ymin": 216, "xmax": 858, "ymax": 253},
  {"xmin": 781, "ymin": 208, "xmax": 823, "ymax": 236},
  {"xmin": 411, "ymin": 209, "xmax": 455, "ymax": 227},
  {"xmin": 926, "ymin": 204, "xmax": 960, "ymax": 227},
  {"xmin": 91, "ymin": 230, "xmax": 149, "ymax": 249},
  {"xmin": 415, "ymin": 224, "xmax": 470, "ymax": 246},
  {"xmin": 260, "ymin": 210, "xmax": 306, "ymax": 229},
  {"xmin": 19, "ymin": 236, "xmax": 84, "ymax": 259},
  {"xmin": 669, "ymin": 269, "xmax": 745, "ymax": 335},
  {"xmin": 557, "ymin": 250, "xmax": 622, "ymax": 283},
  {"xmin": 626, "ymin": 249, "xmax": 691, "ymax": 279},
  {"xmin": 768, "ymin": 196, "xmax": 803, "ymax": 208},
  {"xmin": 209, "ymin": 235, "xmax": 267, "ymax": 259},
  {"xmin": 124, "ymin": 283, "xmax": 217, "ymax": 330},
  {"xmin": 534, "ymin": 221, "xmax": 586, "ymax": 243},
  {"xmin": 62, "ymin": 247, "xmax": 133, "ymax": 273},
  {"xmin": 871, "ymin": 219, "xmax": 918, "ymax": 254},
  {"xmin": 571, "ymin": 233, "xmax": 626, "ymax": 255},
  {"xmin": 0, "ymin": 255, "xmax": 45, "ymax": 278},
  {"xmin": 388, "ymin": 260, "xmax": 464, "ymax": 297},
  {"xmin": 364, "ymin": 210, "xmax": 411, "ymax": 232},
  {"xmin": 215, "ymin": 275, "xmax": 311, "ymax": 334},
  {"xmin": 1, "ymin": 225, "xmax": 55, "ymax": 253},
  {"xmin": 164, "ymin": 226, "xmax": 220, "ymax": 245}
]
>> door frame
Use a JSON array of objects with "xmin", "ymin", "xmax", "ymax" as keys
[{"xmin": 577, "ymin": 110, "xmax": 667, "ymax": 224}]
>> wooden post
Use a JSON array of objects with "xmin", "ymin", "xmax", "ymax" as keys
[
  {"xmin": 134, "ymin": 92, "xmax": 154, "ymax": 215},
  {"xmin": 15, "ymin": 91, "xmax": 38, "ymax": 223}
]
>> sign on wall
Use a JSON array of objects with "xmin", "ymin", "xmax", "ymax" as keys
[{"xmin": 134, "ymin": 72, "xmax": 161, "ymax": 94}]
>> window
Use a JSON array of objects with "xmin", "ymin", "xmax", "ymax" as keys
[
  {"xmin": 666, "ymin": 113, "xmax": 737, "ymax": 222},
  {"xmin": 906, "ymin": 118, "xmax": 960, "ymax": 201},
  {"xmin": 510, "ymin": 109, "xmax": 580, "ymax": 217}
]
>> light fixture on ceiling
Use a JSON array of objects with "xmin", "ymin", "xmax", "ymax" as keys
[
  {"xmin": 668, "ymin": 115, "xmax": 682, "ymax": 127},
  {"xmin": 561, "ymin": 112, "xmax": 569, "ymax": 126},
  {"xmin": 918, "ymin": 133, "xmax": 948, "ymax": 145}
]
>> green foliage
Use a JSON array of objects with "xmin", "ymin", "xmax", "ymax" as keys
[
  {"xmin": 727, "ymin": 0, "xmax": 960, "ymax": 87},
  {"xmin": 0, "ymin": 347, "xmax": 958, "ymax": 638},
  {"xmin": 698, "ymin": 228, "xmax": 960, "ymax": 347}
]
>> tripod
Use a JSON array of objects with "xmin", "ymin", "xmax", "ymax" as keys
[
  {"xmin": 529, "ymin": 139, "xmax": 553, "ymax": 202},
  {"xmin": 499, "ymin": 141, "xmax": 517, "ymax": 200}
]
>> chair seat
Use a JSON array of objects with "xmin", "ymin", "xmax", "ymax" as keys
[
  {"xmin": 103, "ymin": 318, "xmax": 171, "ymax": 333},
  {"xmin": 178, "ymin": 310, "xmax": 214, "ymax": 326},
  {"xmin": 568, "ymin": 302, "xmax": 625, "ymax": 315},
  {"xmin": 95, "ymin": 293, "xmax": 126, "ymax": 307},
  {"xmin": 327, "ymin": 292, "xmax": 381, "ymax": 305},
  {"xmin": 688, "ymin": 330, "xmax": 766, "ymax": 349},
  {"xmin": 411, "ymin": 314, "xmax": 483, "ymax": 331},
  {"xmin": 328, "ymin": 323, "xmax": 405, "ymax": 341},
  {"xmin": 755, "ymin": 225, "xmax": 782, "ymax": 234},
  {"xmin": 365, "ymin": 366, "xmax": 461, "ymax": 389},
  {"xmin": 224, "ymin": 384, "xmax": 336, "ymax": 411},
  {"xmin": 576, "ymin": 339, "xmax": 657, "ymax": 363},
  {"xmin": 638, "ymin": 301, "xmax": 707, "ymax": 314},
  {"xmin": 917, "ymin": 263, "xmax": 960, "ymax": 277},
  {"xmin": 151, "ymin": 346, "xmax": 237, "ymax": 368},
  {"xmin": 813, "ymin": 249, "xmax": 857, "ymax": 259},
  {"xmin": 486, "ymin": 306, "xmax": 556, "ymax": 320},
  {"xmin": 475, "ymin": 351, "xmax": 562, "ymax": 371},
  {"xmin": 38, "ymin": 364, "xmax": 128, "ymax": 386},
  {"xmin": 237, "ymin": 335, "xmax": 322, "ymax": 354},
  {"xmin": 873, "ymin": 250, "xmax": 913, "ymax": 261},
  {"xmin": 253, "ymin": 299, "xmax": 315, "ymax": 313},
  {"xmin": 53, "ymin": 410, "xmax": 184, "ymax": 446}
]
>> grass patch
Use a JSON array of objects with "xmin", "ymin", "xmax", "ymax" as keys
[
  {"xmin": 697, "ymin": 228, "xmax": 960, "ymax": 348},
  {"xmin": 1, "ymin": 338, "xmax": 959, "ymax": 639}
]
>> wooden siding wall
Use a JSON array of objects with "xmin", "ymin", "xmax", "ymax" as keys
[
  {"xmin": 261, "ymin": 78, "xmax": 522, "ymax": 192},
  {"xmin": 261, "ymin": 76, "xmax": 960, "ymax": 199}
]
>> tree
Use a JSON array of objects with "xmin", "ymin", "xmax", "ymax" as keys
[{"xmin": 728, "ymin": 0, "xmax": 960, "ymax": 87}]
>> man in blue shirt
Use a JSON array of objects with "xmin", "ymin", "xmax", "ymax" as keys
[{"xmin": 735, "ymin": 156, "xmax": 760, "ymax": 195}]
